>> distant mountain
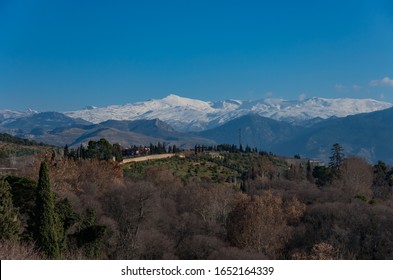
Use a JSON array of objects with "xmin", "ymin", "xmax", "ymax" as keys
[
  {"xmin": 64, "ymin": 94, "xmax": 392, "ymax": 132},
  {"xmin": 84, "ymin": 119, "xmax": 215, "ymax": 148},
  {"xmin": 2, "ymin": 95, "xmax": 393, "ymax": 163},
  {"xmin": 0, "ymin": 109, "xmax": 37, "ymax": 125},
  {"xmin": 0, "ymin": 112, "xmax": 91, "ymax": 136},
  {"xmin": 198, "ymin": 114, "xmax": 298, "ymax": 151},
  {"xmin": 273, "ymin": 107, "xmax": 393, "ymax": 164},
  {"xmin": 99, "ymin": 119, "xmax": 177, "ymax": 139},
  {"xmin": 0, "ymin": 116, "xmax": 215, "ymax": 148},
  {"xmin": 197, "ymin": 107, "xmax": 393, "ymax": 164}
]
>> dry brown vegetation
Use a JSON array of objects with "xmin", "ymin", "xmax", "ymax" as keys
[{"xmin": 2, "ymin": 149, "xmax": 393, "ymax": 260}]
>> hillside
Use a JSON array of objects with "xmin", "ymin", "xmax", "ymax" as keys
[
  {"xmin": 0, "ymin": 133, "xmax": 54, "ymax": 162},
  {"xmin": 0, "ymin": 112, "xmax": 216, "ymax": 148},
  {"xmin": 198, "ymin": 114, "xmax": 299, "ymax": 151},
  {"xmin": 196, "ymin": 107, "xmax": 393, "ymax": 164},
  {"xmin": 0, "ymin": 112, "xmax": 91, "ymax": 136}
]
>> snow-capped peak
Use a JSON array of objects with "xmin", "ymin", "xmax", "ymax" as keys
[
  {"xmin": 64, "ymin": 95, "xmax": 393, "ymax": 132},
  {"xmin": 160, "ymin": 94, "xmax": 212, "ymax": 110},
  {"xmin": 0, "ymin": 109, "xmax": 38, "ymax": 125},
  {"xmin": 83, "ymin": 105, "xmax": 98, "ymax": 110}
]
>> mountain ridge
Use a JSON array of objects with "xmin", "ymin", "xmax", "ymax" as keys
[
  {"xmin": 2, "ymin": 95, "xmax": 391, "ymax": 132},
  {"xmin": 2, "ymin": 95, "xmax": 393, "ymax": 164},
  {"xmin": 63, "ymin": 95, "xmax": 393, "ymax": 132}
]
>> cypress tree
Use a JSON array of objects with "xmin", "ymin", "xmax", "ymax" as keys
[
  {"xmin": 34, "ymin": 162, "xmax": 60, "ymax": 259},
  {"xmin": 329, "ymin": 143, "xmax": 345, "ymax": 174},
  {"xmin": 0, "ymin": 179, "xmax": 20, "ymax": 241},
  {"xmin": 63, "ymin": 144, "xmax": 69, "ymax": 158}
]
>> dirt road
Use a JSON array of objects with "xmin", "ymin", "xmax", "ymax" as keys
[{"xmin": 120, "ymin": 153, "xmax": 177, "ymax": 164}]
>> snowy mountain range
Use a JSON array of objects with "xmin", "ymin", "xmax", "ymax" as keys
[
  {"xmin": 63, "ymin": 94, "xmax": 393, "ymax": 132},
  {"xmin": 2, "ymin": 95, "xmax": 393, "ymax": 163}
]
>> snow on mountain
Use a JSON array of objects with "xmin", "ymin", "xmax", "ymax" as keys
[
  {"xmin": 64, "ymin": 94, "xmax": 393, "ymax": 132},
  {"xmin": 0, "ymin": 109, "xmax": 38, "ymax": 125}
]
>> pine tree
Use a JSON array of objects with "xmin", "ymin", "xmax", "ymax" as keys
[
  {"xmin": 63, "ymin": 144, "xmax": 69, "ymax": 158},
  {"xmin": 34, "ymin": 162, "xmax": 60, "ymax": 259},
  {"xmin": 0, "ymin": 179, "xmax": 20, "ymax": 241},
  {"xmin": 329, "ymin": 143, "xmax": 345, "ymax": 171}
]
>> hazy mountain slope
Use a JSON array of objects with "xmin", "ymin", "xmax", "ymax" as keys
[
  {"xmin": 99, "ymin": 119, "xmax": 178, "ymax": 139},
  {"xmin": 0, "ymin": 112, "xmax": 91, "ymax": 136},
  {"xmin": 2, "ymin": 117, "xmax": 216, "ymax": 149},
  {"xmin": 196, "ymin": 107, "xmax": 393, "ymax": 164},
  {"xmin": 198, "ymin": 114, "xmax": 299, "ymax": 151},
  {"xmin": 273, "ymin": 107, "xmax": 393, "ymax": 163}
]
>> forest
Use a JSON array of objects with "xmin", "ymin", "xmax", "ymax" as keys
[{"xmin": 1, "ymin": 136, "xmax": 393, "ymax": 260}]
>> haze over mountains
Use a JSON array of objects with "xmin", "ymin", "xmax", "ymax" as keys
[{"xmin": 1, "ymin": 95, "xmax": 393, "ymax": 164}]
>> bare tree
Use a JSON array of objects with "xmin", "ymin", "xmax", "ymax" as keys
[{"xmin": 227, "ymin": 191, "xmax": 305, "ymax": 259}]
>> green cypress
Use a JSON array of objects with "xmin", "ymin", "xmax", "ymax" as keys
[
  {"xmin": 0, "ymin": 179, "xmax": 20, "ymax": 241},
  {"xmin": 34, "ymin": 162, "xmax": 60, "ymax": 259}
]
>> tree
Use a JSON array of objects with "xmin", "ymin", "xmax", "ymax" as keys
[
  {"xmin": 77, "ymin": 144, "xmax": 86, "ymax": 159},
  {"xmin": 0, "ymin": 179, "xmax": 20, "ymax": 241},
  {"xmin": 337, "ymin": 157, "xmax": 373, "ymax": 198},
  {"xmin": 372, "ymin": 161, "xmax": 393, "ymax": 199},
  {"xmin": 227, "ymin": 192, "xmax": 305, "ymax": 258},
  {"xmin": 97, "ymin": 138, "xmax": 113, "ymax": 160},
  {"xmin": 86, "ymin": 139, "xmax": 113, "ymax": 161},
  {"xmin": 86, "ymin": 140, "xmax": 98, "ymax": 159},
  {"xmin": 306, "ymin": 160, "xmax": 313, "ymax": 182},
  {"xmin": 34, "ymin": 162, "xmax": 60, "ymax": 259},
  {"xmin": 113, "ymin": 143, "xmax": 123, "ymax": 162},
  {"xmin": 329, "ymin": 143, "xmax": 345, "ymax": 171},
  {"xmin": 63, "ymin": 144, "xmax": 69, "ymax": 158},
  {"xmin": 56, "ymin": 198, "xmax": 79, "ymax": 252},
  {"xmin": 5, "ymin": 176, "xmax": 36, "ymax": 217},
  {"xmin": 74, "ymin": 208, "xmax": 107, "ymax": 258},
  {"xmin": 312, "ymin": 166, "xmax": 332, "ymax": 187}
]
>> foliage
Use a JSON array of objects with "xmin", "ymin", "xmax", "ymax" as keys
[
  {"xmin": 4, "ymin": 176, "xmax": 36, "ymax": 215},
  {"xmin": 56, "ymin": 198, "xmax": 79, "ymax": 252},
  {"xmin": 329, "ymin": 143, "xmax": 345, "ymax": 171},
  {"xmin": 0, "ymin": 133, "xmax": 48, "ymax": 147},
  {"xmin": 3, "ymin": 141, "xmax": 393, "ymax": 260},
  {"xmin": 72, "ymin": 208, "xmax": 107, "ymax": 259},
  {"xmin": 86, "ymin": 139, "xmax": 113, "ymax": 161},
  {"xmin": 312, "ymin": 166, "xmax": 332, "ymax": 187},
  {"xmin": 0, "ymin": 179, "xmax": 21, "ymax": 241},
  {"xmin": 227, "ymin": 192, "xmax": 305, "ymax": 258},
  {"xmin": 372, "ymin": 161, "xmax": 393, "ymax": 199},
  {"xmin": 33, "ymin": 162, "xmax": 61, "ymax": 259},
  {"xmin": 125, "ymin": 155, "xmax": 241, "ymax": 185}
]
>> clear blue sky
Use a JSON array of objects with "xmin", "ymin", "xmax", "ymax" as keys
[{"xmin": 1, "ymin": 0, "xmax": 393, "ymax": 111}]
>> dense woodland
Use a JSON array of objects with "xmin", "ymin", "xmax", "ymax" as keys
[{"xmin": 1, "ymin": 136, "xmax": 393, "ymax": 260}]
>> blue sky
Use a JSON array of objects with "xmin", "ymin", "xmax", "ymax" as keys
[{"xmin": 1, "ymin": 0, "xmax": 393, "ymax": 111}]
